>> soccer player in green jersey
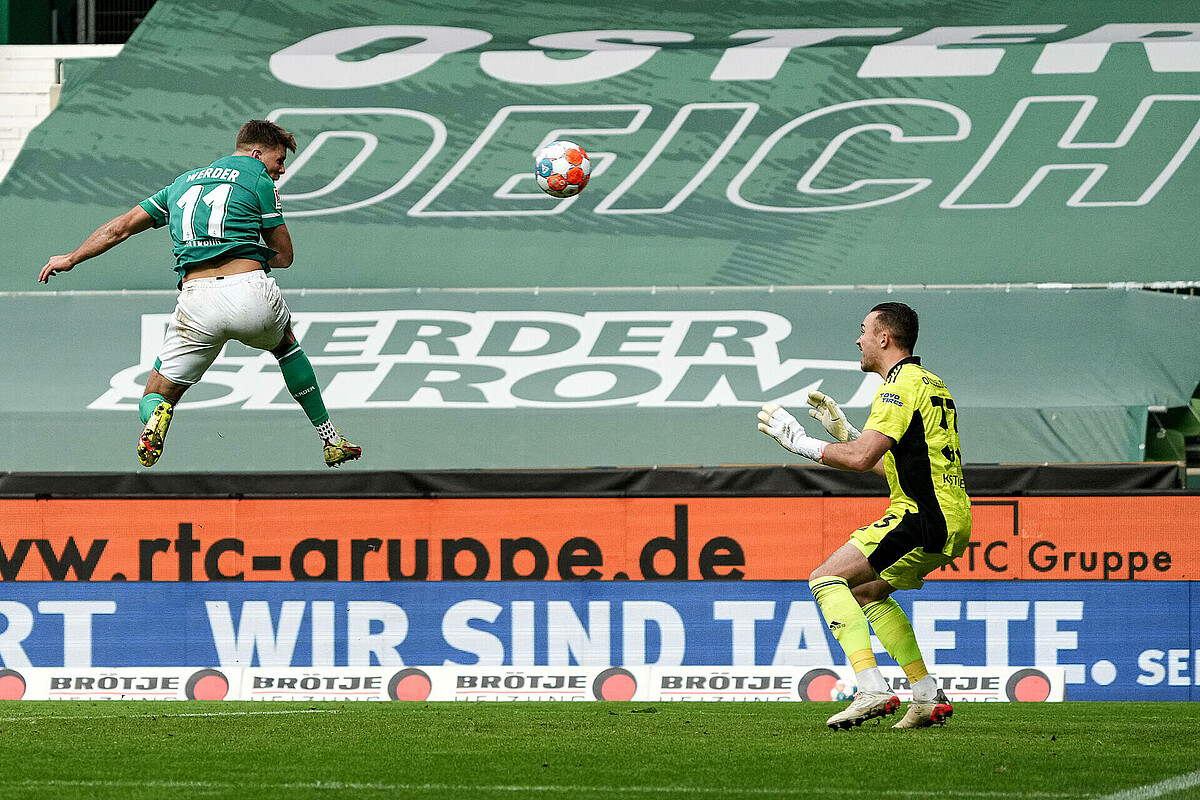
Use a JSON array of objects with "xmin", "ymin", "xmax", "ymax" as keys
[
  {"xmin": 38, "ymin": 120, "xmax": 362, "ymax": 469},
  {"xmin": 758, "ymin": 302, "xmax": 970, "ymax": 730}
]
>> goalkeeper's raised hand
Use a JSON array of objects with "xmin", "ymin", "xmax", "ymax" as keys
[
  {"xmin": 806, "ymin": 390, "xmax": 861, "ymax": 443},
  {"xmin": 757, "ymin": 403, "xmax": 825, "ymax": 462}
]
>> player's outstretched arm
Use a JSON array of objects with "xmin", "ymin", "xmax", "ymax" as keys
[
  {"xmin": 820, "ymin": 429, "xmax": 892, "ymax": 474},
  {"xmin": 39, "ymin": 206, "xmax": 154, "ymax": 283}
]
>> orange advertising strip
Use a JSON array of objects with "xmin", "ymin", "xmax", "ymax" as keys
[{"xmin": 0, "ymin": 496, "xmax": 1195, "ymax": 581}]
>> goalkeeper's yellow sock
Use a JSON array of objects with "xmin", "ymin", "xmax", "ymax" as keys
[
  {"xmin": 864, "ymin": 597, "xmax": 929, "ymax": 688},
  {"xmin": 810, "ymin": 576, "xmax": 881, "ymax": 684}
]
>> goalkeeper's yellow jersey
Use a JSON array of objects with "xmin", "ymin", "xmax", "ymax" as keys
[{"xmin": 864, "ymin": 356, "xmax": 972, "ymax": 550}]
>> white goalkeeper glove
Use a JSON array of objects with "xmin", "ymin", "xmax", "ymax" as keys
[
  {"xmin": 806, "ymin": 390, "xmax": 861, "ymax": 443},
  {"xmin": 757, "ymin": 403, "xmax": 826, "ymax": 462}
]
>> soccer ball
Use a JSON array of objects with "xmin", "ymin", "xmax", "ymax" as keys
[{"xmin": 534, "ymin": 140, "xmax": 591, "ymax": 198}]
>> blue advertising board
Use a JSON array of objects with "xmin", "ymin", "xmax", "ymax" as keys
[{"xmin": 0, "ymin": 581, "xmax": 1195, "ymax": 700}]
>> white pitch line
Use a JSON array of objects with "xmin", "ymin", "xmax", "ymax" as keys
[
  {"xmin": 1094, "ymin": 770, "xmax": 1200, "ymax": 800},
  {"xmin": 154, "ymin": 709, "xmax": 339, "ymax": 718},
  {"xmin": 0, "ymin": 708, "xmax": 338, "ymax": 722},
  {"xmin": 1, "ymin": 779, "xmax": 1088, "ymax": 798}
]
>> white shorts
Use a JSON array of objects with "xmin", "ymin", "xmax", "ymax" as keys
[{"xmin": 155, "ymin": 270, "xmax": 290, "ymax": 385}]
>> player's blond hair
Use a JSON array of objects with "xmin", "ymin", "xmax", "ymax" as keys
[{"xmin": 236, "ymin": 120, "xmax": 296, "ymax": 154}]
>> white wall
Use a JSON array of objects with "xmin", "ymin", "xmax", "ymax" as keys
[{"xmin": 0, "ymin": 44, "xmax": 121, "ymax": 183}]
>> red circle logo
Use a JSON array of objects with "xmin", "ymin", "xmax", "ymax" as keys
[
  {"xmin": 0, "ymin": 670, "xmax": 25, "ymax": 700},
  {"xmin": 797, "ymin": 668, "xmax": 842, "ymax": 701},
  {"xmin": 388, "ymin": 669, "xmax": 432, "ymax": 701},
  {"xmin": 185, "ymin": 669, "xmax": 229, "ymax": 700},
  {"xmin": 1006, "ymin": 669, "xmax": 1052, "ymax": 702},
  {"xmin": 592, "ymin": 668, "xmax": 637, "ymax": 701}
]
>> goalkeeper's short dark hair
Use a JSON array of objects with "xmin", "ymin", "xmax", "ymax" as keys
[
  {"xmin": 236, "ymin": 119, "xmax": 297, "ymax": 154},
  {"xmin": 871, "ymin": 302, "xmax": 919, "ymax": 352}
]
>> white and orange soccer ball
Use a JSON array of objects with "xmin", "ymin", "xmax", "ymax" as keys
[{"xmin": 534, "ymin": 140, "xmax": 591, "ymax": 198}]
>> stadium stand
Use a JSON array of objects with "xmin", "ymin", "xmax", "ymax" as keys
[
  {"xmin": 0, "ymin": 44, "xmax": 120, "ymax": 182},
  {"xmin": 0, "ymin": 0, "xmax": 1197, "ymax": 475},
  {"xmin": 0, "ymin": 0, "xmax": 1198, "ymax": 711},
  {"xmin": 1148, "ymin": 391, "xmax": 1200, "ymax": 484}
]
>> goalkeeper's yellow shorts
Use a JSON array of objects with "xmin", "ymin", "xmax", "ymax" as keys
[{"xmin": 849, "ymin": 510, "xmax": 971, "ymax": 590}]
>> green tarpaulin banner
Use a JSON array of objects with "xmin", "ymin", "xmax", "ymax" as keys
[
  {"xmin": 3, "ymin": 0, "xmax": 1200, "ymax": 289},
  {"xmin": 0, "ymin": 286, "xmax": 1195, "ymax": 471},
  {"xmin": 0, "ymin": 1, "xmax": 1197, "ymax": 471}
]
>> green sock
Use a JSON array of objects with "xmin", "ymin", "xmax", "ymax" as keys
[
  {"xmin": 864, "ymin": 597, "xmax": 927, "ymax": 682},
  {"xmin": 810, "ymin": 576, "xmax": 877, "ymax": 673},
  {"xmin": 277, "ymin": 344, "xmax": 330, "ymax": 426},
  {"xmin": 139, "ymin": 393, "xmax": 169, "ymax": 425}
]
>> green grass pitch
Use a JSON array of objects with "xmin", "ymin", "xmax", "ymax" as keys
[{"xmin": 0, "ymin": 701, "xmax": 1196, "ymax": 799}]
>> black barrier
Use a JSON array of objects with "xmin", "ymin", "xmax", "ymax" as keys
[{"xmin": 0, "ymin": 462, "xmax": 1186, "ymax": 499}]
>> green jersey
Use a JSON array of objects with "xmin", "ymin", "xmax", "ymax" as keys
[{"xmin": 139, "ymin": 155, "xmax": 284, "ymax": 283}]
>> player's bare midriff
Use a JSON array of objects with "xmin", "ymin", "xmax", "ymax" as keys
[{"xmin": 182, "ymin": 256, "xmax": 264, "ymax": 282}]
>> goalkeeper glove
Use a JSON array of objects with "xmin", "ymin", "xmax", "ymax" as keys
[
  {"xmin": 806, "ymin": 390, "xmax": 861, "ymax": 443},
  {"xmin": 757, "ymin": 403, "xmax": 825, "ymax": 462}
]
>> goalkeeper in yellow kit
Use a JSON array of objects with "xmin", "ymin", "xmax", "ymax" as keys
[{"xmin": 758, "ymin": 302, "xmax": 971, "ymax": 730}]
